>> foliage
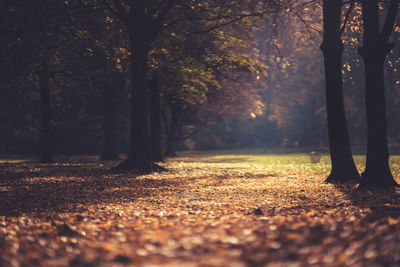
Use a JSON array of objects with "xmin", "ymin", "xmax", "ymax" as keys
[{"xmin": 1, "ymin": 0, "xmax": 400, "ymax": 155}]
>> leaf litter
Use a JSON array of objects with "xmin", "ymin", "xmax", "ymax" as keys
[{"xmin": 0, "ymin": 155, "xmax": 400, "ymax": 266}]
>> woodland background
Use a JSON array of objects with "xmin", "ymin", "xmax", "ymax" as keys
[{"xmin": 2, "ymin": 1, "xmax": 400, "ymax": 157}]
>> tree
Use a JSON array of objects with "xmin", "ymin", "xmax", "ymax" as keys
[
  {"xmin": 102, "ymin": 0, "xmax": 178, "ymax": 172},
  {"xmin": 101, "ymin": 74, "xmax": 124, "ymax": 160},
  {"xmin": 155, "ymin": 26, "xmax": 267, "ymax": 156},
  {"xmin": 149, "ymin": 71, "xmax": 164, "ymax": 162},
  {"xmin": 358, "ymin": 0, "xmax": 400, "ymax": 187},
  {"xmin": 320, "ymin": 0, "xmax": 359, "ymax": 183},
  {"xmin": 5, "ymin": 0, "xmax": 66, "ymax": 163},
  {"xmin": 103, "ymin": 0, "xmax": 275, "ymax": 171},
  {"xmin": 38, "ymin": 61, "xmax": 54, "ymax": 163},
  {"xmin": 386, "ymin": 16, "xmax": 400, "ymax": 145}
]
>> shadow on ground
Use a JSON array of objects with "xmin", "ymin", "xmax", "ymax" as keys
[
  {"xmin": 0, "ymin": 161, "xmax": 180, "ymax": 216},
  {"xmin": 333, "ymin": 182, "xmax": 400, "ymax": 219}
]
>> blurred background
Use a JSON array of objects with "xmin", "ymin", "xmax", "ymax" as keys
[{"xmin": 1, "ymin": 1, "xmax": 400, "ymax": 157}]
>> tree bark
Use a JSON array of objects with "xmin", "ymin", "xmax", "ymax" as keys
[
  {"xmin": 149, "ymin": 72, "xmax": 164, "ymax": 162},
  {"xmin": 101, "ymin": 76, "xmax": 121, "ymax": 161},
  {"xmin": 39, "ymin": 63, "xmax": 54, "ymax": 163},
  {"xmin": 320, "ymin": 0, "xmax": 359, "ymax": 183},
  {"xmin": 113, "ymin": 3, "xmax": 153, "ymax": 172},
  {"xmin": 358, "ymin": 0, "xmax": 399, "ymax": 187},
  {"xmin": 165, "ymin": 103, "xmax": 182, "ymax": 157}
]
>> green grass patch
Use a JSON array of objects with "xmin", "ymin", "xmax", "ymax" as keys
[
  {"xmin": 0, "ymin": 159, "xmax": 33, "ymax": 164},
  {"xmin": 175, "ymin": 149, "xmax": 400, "ymax": 176}
]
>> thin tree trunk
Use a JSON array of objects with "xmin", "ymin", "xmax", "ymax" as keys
[
  {"xmin": 101, "ymin": 77, "xmax": 121, "ymax": 161},
  {"xmin": 39, "ymin": 63, "xmax": 53, "ymax": 163},
  {"xmin": 149, "ymin": 72, "xmax": 163, "ymax": 162},
  {"xmin": 165, "ymin": 103, "xmax": 182, "ymax": 157},
  {"xmin": 358, "ymin": 0, "xmax": 398, "ymax": 187},
  {"xmin": 320, "ymin": 0, "xmax": 359, "ymax": 183}
]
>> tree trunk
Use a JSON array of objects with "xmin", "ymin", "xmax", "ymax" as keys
[
  {"xmin": 125, "ymin": 39, "xmax": 152, "ymax": 171},
  {"xmin": 320, "ymin": 0, "xmax": 359, "ymax": 183},
  {"xmin": 358, "ymin": 0, "xmax": 398, "ymax": 187},
  {"xmin": 149, "ymin": 72, "xmax": 163, "ymax": 162},
  {"xmin": 113, "ymin": 4, "xmax": 153, "ymax": 172},
  {"xmin": 165, "ymin": 103, "xmax": 182, "ymax": 157},
  {"xmin": 101, "ymin": 76, "xmax": 121, "ymax": 161},
  {"xmin": 39, "ymin": 63, "xmax": 53, "ymax": 163}
]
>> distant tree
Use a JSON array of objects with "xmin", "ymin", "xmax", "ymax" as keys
[
  {"xmin": 156, "ymin": 30, "xmax": 266, "ymax": 156},
  {"xmin": 358, "ymin": 0, "xmax": 400, "ymax": 187},
  {"xmin": 38, "ymin": 61, "xmax": 53, "ymax": 163},
  {"xmin": 6, "ymin": 0, "xmax": 69, "ymax": 163},
  {"xmin": 101, "ymin": 0, "xmax": 274, "ymax": 171},
  {"xmin": 149, "ymin": 71, "xmax": 163, "ymax": 162},
  {"xmin": 320, "ymin": 0, "xmax": 359, "ymax": 183},
  {"xmin": 101, "ymin": 74, "xmax": 124, "ymax": 160},
  {"xmin": 386, "ymin": 15, "xmax": 400, "ymax": 145},
  {"xmin": 88, "ymin": 12, "xmax": 129, "ymax": 161}
]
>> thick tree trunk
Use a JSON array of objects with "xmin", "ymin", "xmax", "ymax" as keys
[
  {"xmin": 149, "ymin": 72, "xmax": 163, "ymax": 162},
  {"xmin": 101, "ymin": 77, "xmax": 121, "ymax": 161},
  {"xmin": 39, "ymin": 63, "xmax": 53, "ymax": 163},
  {"xmin": 320, "ymin": 0, "xmax": 359, "ymax": 183},
  {"xmin": 113, "ymin": 4, "xmax": 152, "ymax": 172},
  {"xmin": 165, "ymin": 104, "xmax": 182, "ymax": 157},
  {"xmin": 124, "ymin": 42, "xmax": 152, "ymax": 171},
  {"xmin": 359, "ymin": 0, "xmax": 398, "ymax": 187}
]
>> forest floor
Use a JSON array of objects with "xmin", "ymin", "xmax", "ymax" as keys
[{"xmin": 1, "ymin": 150, "xmax": 400, "ymax": 267}]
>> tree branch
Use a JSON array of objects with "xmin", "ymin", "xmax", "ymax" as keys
[
  {"xmin": 381, "ymin": 0, "xmax": 400, "ymax": 44},
  {"xmin": 102, "ymin": 0, "xmax": 129, "ymax": 24},
  {"xmin": 148, "ymin": 0, "xmax": 177, "ymax": 43},
  {"xmin": 339, "ymin": 1, "xmax": 355, "ymax": 37},
  {"xmin": 177, "ymin": 116, "xmax": 209, "ymax": 141}
]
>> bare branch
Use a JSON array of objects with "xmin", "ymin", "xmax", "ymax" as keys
[
  {"xmin": 101, "ymin": 0, "xmax": 129, "ymax": 24},
  {"xmin": 148, "ymin": 0, "xmax": 178, "ymax": 43},
  {"xmin": 339, "ymin": 1, "xmax": 355, "ymax": 36},
  {"xmin": 177, "ymin": 117, "xmax": 209, "ymax": 141},
  {"xmin": 381, "ymin": 0, "xmax": 400, "ymax": 43}
]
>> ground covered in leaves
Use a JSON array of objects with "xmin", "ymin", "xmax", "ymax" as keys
[{"xmin": 1, "ymin": 151, "xmax": 400, "ymax": 266}]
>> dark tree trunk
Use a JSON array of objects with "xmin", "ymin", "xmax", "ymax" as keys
[
  {"xmin": 358, "ymin": 0, "xmax": 399, "ymax": 187},
  {"xmin": 101, "ymin": 77, "xmax": 121, "ymax": 161},
  {"xmin": 320, "ymin": 0, "xmax": 359, "ymax": 183},
  {"xmin": 113, "ymin": 3, "xmax": 153, "ymax": 172},
  {"xmin": 124, "ymin": 39, "xmax": 152, "ymax": 171},
  {"xmin": 39, "ymin": 63, "xmax": 53, "ymax": 163},
  {"xmin": 149, "ymin": 72, "xmax": 163, "ymax": 162},
  {"xmin": 165, "ymin": 103, "xmax": 182, "ymax": 157}
]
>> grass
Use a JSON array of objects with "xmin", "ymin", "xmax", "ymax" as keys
[
  {"xmin": 0, "ymin": 156, "xmax": 36, "ymax": 164},
  {"xmin": 176, "ymin": 148, "xmax": 400, "ymax": 177},
  {"xmin": 2, "ymin": 148, "xmax": 400, "ymax": 177}
]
